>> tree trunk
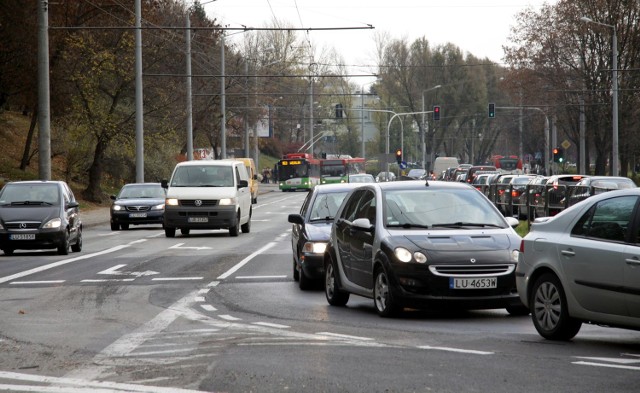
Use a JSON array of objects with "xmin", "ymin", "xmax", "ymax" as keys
[
  {"xmin": 82, "ymin": 136, "xmax": 109, "ymax": 202},
  {"xmin": 20, "ymin": 106, "xmax": 38, "ymax": 170}
]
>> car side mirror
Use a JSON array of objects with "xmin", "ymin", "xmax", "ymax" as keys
[
  {"xmin": 352, "ymin": 218, "xmax": 374, "ymax": 233},
  {"xmin": 505, "ymin": 216, "xmax": 519, "ymax": 228},
  {"xmin": 110, "ymin": 195, "xmax": 116, "ymax": 200},
  {"xmin": 161, "ymin": 179, "xmax": 168, "ymax": 189},
  {"xmin": 288, "ymin": 214, "xmax": 304, "ymax": 225},
  {"xmin": 238, "ymin": 180, "xmax": 249, "ymax": 189},
  {"xmin": 67, "ymin": 201, "xmax": 79, "ymax": 209}
]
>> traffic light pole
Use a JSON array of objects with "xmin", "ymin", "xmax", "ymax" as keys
[{"xmin": 492, "ymin": 106, "xmax": 550, "ymax": 175}]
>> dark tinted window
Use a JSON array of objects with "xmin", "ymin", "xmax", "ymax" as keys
[{"xmin": 571, "ymin": 196, "xmax": 638, "ymax": 242}]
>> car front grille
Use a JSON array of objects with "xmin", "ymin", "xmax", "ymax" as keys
[
  {"xmin": 5, "ymin": 221, "xmax": 41, "ymax": 230},
  {"xmin": 126, "ymin": 205, "xmax": 151, "ymax": 212},
  {"xmin": 180, "ymin": 200, "xmax": 218, "ymax": 207},
  {"xmin": 428, "ymin": 264, "xmax": 515, "ymax": 277}
]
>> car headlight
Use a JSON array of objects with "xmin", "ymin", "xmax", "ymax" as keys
[
  {"xmin": 151, "ymin": 203, "xmax": 165, "ymax": 211},
  {"xmin": 413, "ymin": 252, "xmax": 427, "ymax": 263},
  {"xmin": 511, "ymin": 249, "xmax": 519, "ymax": 262},
  {"xmin": 112, "ymin": 204, "xmax": 124, "ymax": 211},
  {"xmin": 394, "ymin": 247, "xmax": 413, "ymax": 263},
  {"xmin": 303, "ymin": 242, "xmax": 327, "ymax": 254},
  {"xmin": 219, "ymin": 197, "xmax": 238, "ymax": 206},
  {"xmin": 166, "ymin": 198, "xmax": 179, "ymax": 206},
  {"xmin": 43, "ymin": 217, "xmax": 62, "ymax": 229}
]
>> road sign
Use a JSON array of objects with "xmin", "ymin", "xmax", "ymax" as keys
[
  {"xmin": 561, "ymin": 140, "xmax": 571, "ymax": 150},
  {"xmin": 400, "ymin": 161, "xmax": 407, "ymax": 169}
]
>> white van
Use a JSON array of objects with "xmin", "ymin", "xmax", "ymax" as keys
[
  {"xmin": 161, "ymin": 160, "xmax": 252, "ymax": 237},
  {"xmin": 433, "ymin": 157, "xmax": 460, "ymax": 179}
]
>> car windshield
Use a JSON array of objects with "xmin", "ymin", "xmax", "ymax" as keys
[
  {"xmin": 118, "ymin": 185, "xmax": 165, "ymax": 199},
  {"xmin": 384, "ymin": 188, "xmax": 505, "ymax": 228},
  {"xmin": 170, "ymin": 166, "xmax": 234, "ymax": 187},
  {"xmin": 309, "ymin": 191, "xmax": 350, "ymax": 221},
  {"xmin": 0, "ymin": 183, "xmax": 60, "ymax": 206},
  {"xmin": 349, "ymin": 175, "xmax": 374, "ymax": 183}
]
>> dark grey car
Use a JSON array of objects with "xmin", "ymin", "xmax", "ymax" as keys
[
  {"xmin": 324, "ymin": 180, "xmax": 525, "ymax": 317},
  {"xmin": 0, "ymin": 181, "xmax": 82, "ymax": 255},
  {"xmin": 110, "ymin": 183, "xmax": 166, "ymax": 231}
]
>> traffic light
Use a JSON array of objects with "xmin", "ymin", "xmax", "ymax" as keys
[
  {"xmin": 488, "ymin": 103, "xmax": 495, "ymax": 118},
  {"xmin": 395, "ymin": 149, "xmax": 402, "ymax": 164},
  {"xmin": 557, "ymin": 148, "xmax": 564, "ymax": 163},
  {"xmin": 433, "ymin": 105, "xmax": 441, "ymax": 121},
  {"xmin": 552, "ymin": 147, "xmax": 564, "ymax": 163}
]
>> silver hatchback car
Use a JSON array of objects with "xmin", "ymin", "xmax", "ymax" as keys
[{"xmin": 517, "ymin": 188, "xmax": 640, "ymax": 340}]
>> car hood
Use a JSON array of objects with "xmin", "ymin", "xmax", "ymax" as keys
[
  {"xmin": 304, "ymin": 221, "xmax": 332, "ymax": 242},
  {"xmin": 114, "ymin": 198, "xmax": 165, "ymax": 206},
  {"xmin": 0, "ymin": 205, "xmax": 61, "ymax": 224},
  {"xmin": 404, "ymin": 233, "xmax": 514, "ymax": 252},
  {"xmin": 167, "ymin": 187, "xmax": 237, "ymax": 199}
]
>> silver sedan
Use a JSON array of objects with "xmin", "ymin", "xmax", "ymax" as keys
[{"xmin": 516, "ymin": 187, "xmax": 640, "ymax": 340}]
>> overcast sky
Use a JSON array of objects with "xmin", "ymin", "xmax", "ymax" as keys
[{"xmin": 202, "ymin": 0, "xmax": 555, "ymax": 78}]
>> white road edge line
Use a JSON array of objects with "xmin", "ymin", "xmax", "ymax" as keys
[
  {"xmin": 0, "ymin": 244, "xmax": 132, "ymax": 284},
  {"xmin": 316, "ymin": 332, "xmax": 374, "ymax": 341},
  {"xmin": 417, "ymin": 345, "xmax": 494, "ymax": 355},
  {"xmin": 572, "ymin": 361, "xmax": 640, "ymax": 371},
  {"xmin": 10, "ymin": 280, "xmax": 66, "ymax": 285},
  {"xmin": 253, "ymin": 322, "xmax": 290, "ymax": 329}
]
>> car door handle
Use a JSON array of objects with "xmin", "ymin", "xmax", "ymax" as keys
[
  {"xmin": 625, "ymin": 258, "xmax": 640, "ymax": 266},
  {"xmin": 560, "ymin": 249, "xmax": 575, "ymax": 257}
]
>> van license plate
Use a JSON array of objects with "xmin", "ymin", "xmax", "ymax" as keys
[
  {"xmin": 129, "ymin": 213, "xmax": 147, "ymax": 218},
  {"xmin": 450, "ymin": 277, "xmax": 497, "ymax": 289},
  {"xmin": 188, "ymin": 217, "xmax": 208, "ymax": 223}
]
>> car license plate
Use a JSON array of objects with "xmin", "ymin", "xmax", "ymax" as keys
[
  {"xmin": 10, "ymin": 234, "xmax": 36, "ymax": 240},
  {"xmin": 188, "ymin": 217, "xmax": 208, "ymax": 223},
  {"xmin": 129, "ymin": 212, "xmax": 147, "ymax": 218},
  {"xmin": 450, "ymin": 277, "xmax": 497, "ymax": 289}
]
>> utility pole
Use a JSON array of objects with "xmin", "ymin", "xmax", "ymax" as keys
[
  {"xmin": 185, "ymin": 15, "xmax": 193, "ymax": 161},
  {"xmin": 135, "ymin": 0, "xmax": 144, "ymax": 182},
  {"xmin": 37, "ymin": 0, "xmax": 51, "ymax": 180}
]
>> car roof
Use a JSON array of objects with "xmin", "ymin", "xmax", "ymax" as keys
[
  {"xmin": 369, "ymin": 180, "xmax": 474, "ymax": 192},
  {"xmin": 4, "ymin": 180, "xmax": 66, "ymax": 187},
  {"xmin": 175, "ymin": 160, "xmax": 237, "ymax": 167},
  {"xmin": 313, "ymin": 183, "xmax": 363, "ymax": 193},
  {"xmin": 122, "ymin": 182, "xmax": 161, "ymax": 187}
]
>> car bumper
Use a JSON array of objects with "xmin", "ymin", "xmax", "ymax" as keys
[
  {"xmin": 111, "ymin": 210, "xmax": 164, "ymax": 225},
  {"xmin": 300, "ymin": 253, "xmax": 325, "ymax": 279},
  {"xmin": 163, "ymin": 206, "xmax": 237, "ymax": 229},
  {"xmin": 0, "ymin": 229, "xmax": 66, "ymax": 251},
  {"xmin": 389, "ymin": 264, "xmax": 522, "ymax": 310}
]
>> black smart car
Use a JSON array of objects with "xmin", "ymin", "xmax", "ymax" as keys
[
  {"xmin": 0, "ymin": 180, "xmax": 82, "ymax": 255},
  {"xmin": 110, "ymin": 183, "xmax": 166, "ymax": 231}
]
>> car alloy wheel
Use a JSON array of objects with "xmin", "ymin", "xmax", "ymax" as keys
[
  {"xmin": 530, "ymin": 273, "xmax": 582, "ymax": 340},
  {"xmin": 374, "ymin": 267, "xmax": 400, "ymax": 317},
  {"xmin": 325, "ymin": 257, "xmax": 349, "ymax": 306}
]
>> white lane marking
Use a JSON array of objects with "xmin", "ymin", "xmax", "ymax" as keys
[
  {"xmin": 572, "ymin": 361, "xmax": 640, "ymax": 371},
  {"xmin": 417, "ymin": 345, "xmax": 494, "ymax": 355},
  {"xmin": 252, "ymin": 194, "xmax": 302, "ymax": 209},
  {"xmin": 219, "ymin": 315, "xmax": 241, "ymax": 321},
  {"xmin": 81, "ymin": 279, "xmax": 136, "ymax": 283},
  {"xmin": 169, "ymin": 243, "xmax": 211, "ymax": 250},
  {"xmin": 10, "ymin": 280, "xmax": 65, "ymax": 285},
  {"xmin": 97, "ymin": 265, "xmax": 159, "ymax": 278},
  {"xmin": 99, "ymin": 232, "xmax": 119, "ymax": 237},
  {"xmin": 200, "ymin": 304, "xmax": 217, "ymax": 312},
  {"xmin": 251, "ymin": 219, "xmax": 271, "ymax": 222},
  {"xmin": 194, "ymin": 296, "xmax": 205, "ymax": 302},
  {"xmin": 0, "ymin": 370, "xmax": 205, "ymax": 393},
  {"xmin": 217, "ymin": 242, "xmax": 276, "ymax": 279},
  {"xmin": 146, "ymin": 233, "xmax": 164, "ymax": 238},
  {"xmin": 151, "ymin": 277, "xmax": 203, "ymax": 281},
  {"xmin": 316, "ymin": 332, "xmax": 374, "ymax": 341},
  {"xmin": 575, "ymin": 356, "xmax": 640, "ymax": 364},
  {"xmin": 207, "ymin": 281, "xmax": 220, "ymax": 287},
  {"xmin": 235, "ymin": 275, "xmax": 287, "ymax": 280},
  {"xmin": 0, "ymin": 244, "xmax": 131, "ymax": 284},
  {"xmin": 253, "ymin": 322, "xmax": 290, "ymax": 329},
  {"xmin": 197, "ymin": 288, "xmax": 210, "ymax": 295}
]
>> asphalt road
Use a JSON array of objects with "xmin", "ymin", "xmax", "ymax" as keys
[{"xmin": 0, "ymin": 184, "xmax": 639, "ymax": 392}]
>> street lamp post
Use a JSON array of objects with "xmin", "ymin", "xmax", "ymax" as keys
[
  {"xmin": 581, "ymin": 16, "xmax": 619, "ymax": 176},
  {"xmin": 421, "ymin": 85, "xmax": 442, "ymax": 169}
]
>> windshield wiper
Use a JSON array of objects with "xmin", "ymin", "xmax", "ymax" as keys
[
  {"xmin": 10, "ymin": 201, "xmax": 53, "ymax": 206},
  {"xmin": 432, "ymin": 222, "xmax": 502, "ymax": 228},
  {"xmin": 310, "ymin": 216, "xmax": 334, "ymax": 222},
  {"xmin": 387, "ymin": 223, "xmax": 430, "ymax": 229}
]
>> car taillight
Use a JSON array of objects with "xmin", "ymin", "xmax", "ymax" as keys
[
  {"xmin": 511, "ymin": 190, "xmax": 519, "ymax": 197},
  {"xmin": 498, "ymin": 189, "xmax": 505, "ymax": 195},
  {"xmin": 519, "ymin": 239, "xmax": 525, "ymax": 253}
]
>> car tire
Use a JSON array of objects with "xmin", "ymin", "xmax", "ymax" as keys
[
  {"xmin": 58, "ymin": 231, "xmax": 70, "ymax": 255},
  {"xmin": 325, "ymin": 256, "xmax": 349, "ymax": 306},
  {"xmin": 530, "ymin": 273, "xmax": 582, "ymax": 340},
  {"xmin": 71, "ymin": 229, "xmax": 82, "ymax": 252},
  {"xmin": 374, "ymin": 266, "xmax": 400, "ymax": 317},
  {"xmin": 292, "ymin": 257, "xmax": 300, "ymax": 282},
  {"xmin": 165, "ymin": 227, "xmax": 176, "ymax": 238},
  {"xmin": 180, "ymin": 228, "xmax": 190, "ymax": 236},
  {"xmin": 241, "ymin": 216, "xmax": 251, "ymax": 234},
  {"xmin": 506, "ymin": 304, "xmax": 529, "ymax": 316},
  {"xmin": 110, "ymin": 222, "xmax": 119, "ymax": 231},
  {"xmin": 229, "ymin": 212, "xmax": 240, "ymax": 237},
  {"xmin": 121, "ymin": 223, "xmax": 129, "ymax": 230},
  {"xmin": 298, "ymin": 265, "xmax": 313, "ymax": 290}
]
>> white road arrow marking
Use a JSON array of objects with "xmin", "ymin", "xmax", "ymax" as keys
[
  {"xmin": 97, "ymin": 264, "xmax": 159, "ymax": 277},
  {"xmin": 169, "ymin": 243, "xmax": 212, "ymax": 250}
]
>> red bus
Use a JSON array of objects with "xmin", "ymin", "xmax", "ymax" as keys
[{"xmin": 492, "ymin": 155, "xmax": 523, "ymax": 174}]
